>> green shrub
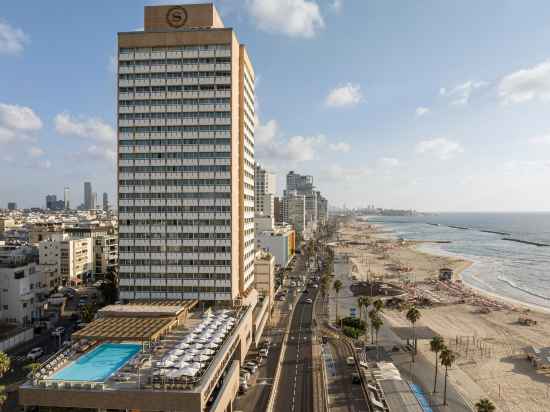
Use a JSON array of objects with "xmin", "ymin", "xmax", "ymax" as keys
[
  {"xmin": 343, "ymin": 326, "xmax": 360, "ymax": 339},
  {"xmin": 342, "ymin": 317, "xmax": 366, "ymax": 331}
]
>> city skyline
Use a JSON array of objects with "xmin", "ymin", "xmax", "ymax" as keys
[{"xmin": 2, "ymin": 1, "xmax": 550, "ymax": 212}]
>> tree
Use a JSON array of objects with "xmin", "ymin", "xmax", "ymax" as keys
[
  {"xmin": 429, "ymin": 336, "xmax": 445, "ymax": 393},
  {"xmin": 373, "ymin": 299, "xmax": 384, "ymax": 313},
  {"xmin": 475, "ymin": 398, "xmax": 496, "ymax": 412},
  {"xmin": 440, "ymin": 346, "xmax": 457, "ymax": 406},
  {"xmin": 81, "ymin": 303, "xmax": 97, "ymax": 323},
  {"xmin": 0, "ymin": 352, "xmax": 10, "ymax": 378},
  {"xmin": 0, "ymin": 385, "xmax": 6, "ymax": 410},
  {"xmin": 24, "ymin": 362, "xmax": 42, "ymax": 382},
  {"xmin": 371, "ymin": 314, "xmax": 384, "ymax": 361},
  {"xmin": 368, "ymin": 309, "xmax": 378, "ymax": 344},
  {"xmin": 333, "ymin": 280, "xmax": 343, "ymax": 324},
  {"xmin": 406, "ymin": 306, "xmax": 421, "ymax": 361}
]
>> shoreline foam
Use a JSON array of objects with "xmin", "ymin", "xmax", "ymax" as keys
[{"xmin": 375, "ymin": 219, "xmax": 550, "ymax": 315}]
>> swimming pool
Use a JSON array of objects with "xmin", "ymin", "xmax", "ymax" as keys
[{"xmin": 50, "ymin": 343, "xmax": 141, "ymax": 382}]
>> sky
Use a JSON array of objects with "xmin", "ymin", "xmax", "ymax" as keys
[{"xmin": 1, "ymin": 0, "xmax": 550, "ymax": 212}]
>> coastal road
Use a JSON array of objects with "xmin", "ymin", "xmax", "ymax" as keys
[
  {"xmin": 274, "ymin": 286, "xmax": 318, "ymax": 412},
  {"xmin": 234, "ymin": 255, "xmax": 305, "ymax": 412}
]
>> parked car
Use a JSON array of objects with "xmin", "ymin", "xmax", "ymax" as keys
[
  {"xmin": 346, "ymin": 356, "xmax": 355, "ymax": 366},
  {"xmin": 244, "ymin": 361, "xmax": 258, "ymax": 374},
  {"xmin": 305, "ymin": 298, "xmax": 313, "ymax": 304},
  {"xmin": 26, "ymin": 347, "xmax": 44, "ymax": 361},
  {"xmin": 239, "ymin": 381, "xmax": 248, "ymax": 394},
  {"xmin": 51, "ymin": 326, "xmax": 65, "ymax": 336},
  {"xmin": 259, "ymin": 348, "xmax": 269, "ymax": 357},
  {"xmin": 239, "ymin": 369, "xmax": 251, "ymax": 382}
]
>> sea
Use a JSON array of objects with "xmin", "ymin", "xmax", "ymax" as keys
[{"xmin": 365, "ymin": 212, "xmax": 550, "ymax": 311}]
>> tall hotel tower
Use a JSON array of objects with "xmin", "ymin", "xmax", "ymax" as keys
[{"xmin": 117, "ymin": 4, "xmax": 255, "ymax": 303}]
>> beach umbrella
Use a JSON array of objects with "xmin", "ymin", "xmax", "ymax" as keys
[
  {"xmin": 176, "ymin": 342, "xmax": 190, "ymax": 350},
  {"xmin": 189, "ymin": 361, "xmax": 203, "ymax": 369},
  {"xmin": 192, "ymin": 342, "xmax": 204, "ymax": 349},
  {"xmin": 180, "ymin": 353, "xmax": 194, "ymax": 362},
  {"xmin": 176, "ymin": 359, "xmax": 190, "ymax": 368},
  {"xmin": 180, "ymin": 367, "xmax": 199, "ymax": 377},
  {"xmin": 164, "ymin": 354, "xmax": 179, "ymax": 362},
  {"xmin": 169, "ymin": 349, "xmax": 185, "ymax": 356},
  {"xmin": 199, "ymin": 348, "xmax": 215, "ymax": 356},
  {"xmin": 158, "ymin": 359, "xmax": 175, "ymax": 368},
  {"xmin": 194, "ymin": 354, "xmax": 210, "ymax": 362},
  {"xmin": 205, "ymin": 342, "xmax": 218, "ymax": 349}
]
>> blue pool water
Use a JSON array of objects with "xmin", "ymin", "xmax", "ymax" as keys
[{"xmin": 50, "ymin": 343, "xmax": 140, "ymax": 382}]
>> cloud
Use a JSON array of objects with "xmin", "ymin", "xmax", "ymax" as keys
[
  {"xmin": 0, "ymin": 20, "xmax": 28, "ymax": 54},
  {"xmin": 328, "ymin": 142, "xmax": 351, "ymax": 152},
  {"xmin": 377, "ymin": 157, "xmax": 400, "ymax": 168},
  {"xmin": 286, "ymin": 135, "xmax": 325, "ymax": 161},
  {"xmin": 323, "ymin": 163, "xmax": 370, "ymax": 182},
  {"xmin": 255, "ymin": 116, "xmax": 325, "ymax": 163},
  {"xmin": 27, "ymin": 146, "xmax": 44, "ymax": 158},
  {"xmin": 0, "ymin": 103, "xmax": 42, "ymax": 131},
  {"xmin": 415, "ymin": 107, "xmax": 430, "ymax": 116},
  {"xmin": 54, "ymin": 112, "xmax": 115, "ymax": 143},
  {"xmin": 0, "ymin": 127, "xmax": 15, "ymax": 144},
  {"xmin": 247, "ymin": 0, "xmax": 324, "ymax": 38},
  {"xmin": 86, "ymin": 145, "xmax": 116, "ymax": 162},
  {"xmin": 529, "ymin": 133, "xmax": 550, "ymax": 145},
  {"xmin": 440, "ymin": 80, "xmax": 487, "ymax": 105},
  {"xmin": 331, "ymin": 0, "xmax": 343, "ymax": 12},
  {"xmin": 255, "ymin": 117, "xmax": 278, "ymax": 145},
  {"xmin": 325, "ymin": 83, "xmax": 363, "ymax": 107},
  {"xmin": 415, "ymin": 138, "xmax": 464, "ymax": 160},
  {"xmin": 498, "ymin": 60, "xmax": 550, "ymax": 104}
]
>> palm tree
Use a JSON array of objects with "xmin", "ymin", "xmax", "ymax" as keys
[
  {"xmin": 429, "ymin": 336, "xmax": 445, "ymax": 393},
  {"xmin": 475, "ymin": 398, "xmax": 496, "ymax": 412},
  {"xmin": 440, "ymin": 346, "xmax": 457, "ymax": 406},
  {"xmin": 333, "ymin": 280, "xmax": 343, "ymax": 324},
  {"xmin": 24, "ymin": 363, "xmax": 42, "ymax": 383},
  {"xmin": 371, "ymin": 314, "xmax": 384, "ymax": 361},
  {"xmin": 373, "ymin": 299, "xmax": 384, "ymax": 313},
  {"xmin": 357, "ymin": 296, "xmax": 366, "ymax": 323},
  {"xmin": 0, "ymin": 385, "xmax": 6, "ymax": 410},
  {"xmin": 0, "ymin": 352, "xmax": 10, "ymax": 378},
  {"xmin": 406, "ymin": 306, "xmax": 421, "ymax": 360},
  {"xmin": 368, "ymin": 309, "xmax": 378, "ymax": 344}
]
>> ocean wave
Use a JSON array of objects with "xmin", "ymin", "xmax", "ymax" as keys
[{"xmin": 497, "ymin": 275, "xmax": 550, "ymax": 301}]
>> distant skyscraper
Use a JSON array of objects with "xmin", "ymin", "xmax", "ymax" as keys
[
  {"xmin": 46, "ymin": 194, "xmax": 57, "ymax": 210},
  {"xmin": 92, "ymin": 192, "xmax": 97, "ymax": 210},
  {"xmin": 117, "ymin": 3, "xmax": 255, "ymax": 302},
  {"xmin": 102, "ymin": 192, "xmax": 109, "ymax": 211},
  {"xmin": 83, "ymin": 182, "xmax": 92, "ymax": 210},
  {"xmin": 64, "ymin": 187, "xmax": 70, "ymax": 210},
  {"xmin": 254, "ymin": 163, "xmax": 276, "ymax": 216},
  {"xmin": 7, "ymin": 202, "xmax": 16, "ymax": 211}
]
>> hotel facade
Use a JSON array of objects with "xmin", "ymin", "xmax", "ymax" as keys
[{"xmin": 117, "ymin": 3, "xmax": 256, "ymax": 304}]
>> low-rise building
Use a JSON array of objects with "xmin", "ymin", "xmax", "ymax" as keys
[
  {"xmin": 39, "ymin": 236, "xmax": 93, "ymax": 286},
  {"xmin": 256, "ymin": 224, "xmax": 296, "ymax": 269},
  {"xmin": 93, "ymin": 234, "xmax": 118, "ymax": 280},
  {"xmin": 254, "ymin": 250, "xmax": 275, "ymax": 317},
  {"xmin": 20, "ymin": 300, "xmax": 257, "ymax": 412},
  {"xmin": 0, "ymin": 243, "xmax": 47, "ymax": 325}
]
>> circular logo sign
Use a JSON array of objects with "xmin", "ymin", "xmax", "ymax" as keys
[{"xmin": 166, "ymin": 6, "xmax": 188, "ymax": 28}]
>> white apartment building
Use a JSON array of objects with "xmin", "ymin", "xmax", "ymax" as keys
[
  {"xmin": 283, "ymin": 192, "xmax": 306, "ymax": 236},
  {"xmin": 0, "ymin": 244, "xmax": 47, "ymax": 325},
  {"xmin": 254, "ymin": 163, "xmax": 276, "ymax": 216},
  {"xmin": 39, "ymin": 236, "xmax": 93, "ymax": 286},
  {"xmin": 117, "ymin": 4, "xmax": 255, "ymax": 302}
]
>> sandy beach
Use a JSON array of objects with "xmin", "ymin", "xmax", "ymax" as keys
[{"xmin": 335, "ymin": 218, "xmax": 550, "ymax": 412}]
